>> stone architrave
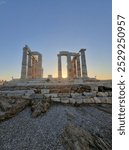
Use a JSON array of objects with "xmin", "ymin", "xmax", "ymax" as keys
[
  {"xmin": 58, "ymin": 54, "xmax": 62, "ymax": 78},
  {"xmin": 79, "ymin": 49, "xmax": 87, "ymax": 77}
]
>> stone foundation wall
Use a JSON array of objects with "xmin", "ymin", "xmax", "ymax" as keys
[{"xmin": 0, "ymin": 83, "xmax": 112, "ymax": 105}]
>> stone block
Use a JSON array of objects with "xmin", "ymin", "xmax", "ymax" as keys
[
  {"xmin": 94, "ymin": 97, "xmax": 102, "ymax": 103},
  {"xmin": 60, "ymin": 98, "xmax": 69, "ymax": 104},
  {"xmin": 108, "ymin": 92, "xmax": 112, "ymax": 97},
  {"xmin": 83, "ymin": 92, "xmax": 96, "ymax": 98},
  {"xmin": 71, "ymin": 93, "xmax": 81, "ymax": 98},
  {"xmin": 44, "ymin": 93, "xmax": 58, "ymax": 98},
  {"xmin": 31, "ymin": 94, "xmax": 43, "ymax": 99},
  {"xmin": 41, "ymin": 89, "xmax": 50, "ymax": 94},
  {"xmin": 58, "ymin": 93, "xmax": 70, "ymax": 97},
  {"xmin": 51, "ymin": 98, "xmax": 60, "ymax": 102},
  {"xmin": 96, "ymin": 92, "xmax": 108, "ymax": 97},
  {"xmin": 75, "ymin": 99, "xmax": 83, "ymax": 104},
  {"xmin": 69, "ymin": 98, "xmax": 76, "ymax": 104}
]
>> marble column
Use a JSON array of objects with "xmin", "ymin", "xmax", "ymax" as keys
[
  {"xmin": 21, "ymin": 46, "xmax": 28, "ymax": 79},
  {"xmin": 76, "ymin": 54, "xmax": 81, "ymax": 78},
  {"xmin": 27, "ymin": 52, "xmax": 32, "ymax": 79},
  {"xmin": 32, "ymin": 57, "xmax": 36, "ymax": 79},
  {"xmin": 79, "ymin": 49, "xmax": 87, "ymax": 77},
  {"xmin": 58, "ymin": 54, "xmax": 62, "ymax": 78},
  {"xmin": 38, "ymin": 54, "xmax": 43, "ymax": 78},
  {"xmin": 67, "ymin": 53, "xmax": 72, "ymax": 78},
  {"xmin": 72, "ymin": 57, "xmax": 77, "ymax": 78}
]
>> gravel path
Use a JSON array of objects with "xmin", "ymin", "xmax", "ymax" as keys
[{"xmin": 0, "ymin": 104, "xmax": 112, "ymax": 150}]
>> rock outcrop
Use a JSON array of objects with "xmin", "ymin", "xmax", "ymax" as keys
[
  {"xmin": 61, "ymin": 124, "xmax": 111, "ymax": 150},
  {"xmin": 0, "ymin": 96, "xmax": 30, "ymax": 122}
]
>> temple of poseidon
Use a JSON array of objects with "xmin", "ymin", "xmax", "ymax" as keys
[
  {"xmin": 21, "ymin": 45, "xmax": 88, "ymax": 80},
  {"xmin": 0, "ymin": 45, "xmax": 112, "ymax": 121}
]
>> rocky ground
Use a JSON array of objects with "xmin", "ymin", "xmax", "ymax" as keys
[{"xmin": 0, "ymin": 103, "xmax": 112, "ymax": 150}]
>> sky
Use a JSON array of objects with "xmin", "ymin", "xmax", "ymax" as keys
[{"xmin": 0, "ymin": 0, "xmax": 112, "ymax": 80}]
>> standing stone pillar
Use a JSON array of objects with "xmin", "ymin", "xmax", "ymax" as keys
[
  {"xmin": 27, "ymin": 52, "xmax": 32, "ymax": 79},
  {"xmin": 72, "ymin": 57, "xmax": 77, "ymax": 78},
  {"xmin": 38, "ymin": 54, "xmax": 43, "ymax": 78},
  {"xmin": 21, "ymin": 46, "xmax": 28, "ymax": 79},
  {"xmin": 67, "ymin": 53, "xmax": 72, "ymax": 78},
  {"xmin": 79, "ymin": 49, "xmax": 87, "ymax": 77},
  {"xmin": 76, "ymin": 54, "xmax": 81, "ymax": 78},
  {"xmin": 32, "ymin": 57, "xmax": 36, "ymax": 79},
  {"xmin": 58, "ymin": 54, "xmax": 62, "ymax": 78}
]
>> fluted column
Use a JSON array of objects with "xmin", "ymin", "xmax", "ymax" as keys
[
  {"xmin": 67, "ymin": 53, "xmax": 72, "ymax": 78},
  {"xmin": 32, "ymin": 57, "xmax": 36, "ymax": 79},
  {"xmin": 38, "ymin": 54, "xmax": 43, "ymax": 78},
  {"xmin": 27, "ymin": 52, "xmax": 32, "ymax": 79},
  {"xmin": 76, "ymin": 54, "xmax": 81, "ymax": 78},
  {"xmin": 79, "ymin": 49, "xmax": 87, "ymax": 77},
  {"xmin": 21, "ymin": 46, "xmax": 28, "ymax": 79},
  {"xmin": 72, "ymin": 57, "xmax": 77, "ymax": 78},
  {"xmin": 58, "ymin": 54, "xmax": 62, "ymax": 78}
]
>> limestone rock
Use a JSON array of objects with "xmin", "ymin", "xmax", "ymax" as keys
[
  {"xmin": 31, "ymin": 97, "xmax": 51, "ymax": 117},
  {"xmin": 0, "ymin": 97, "xmax": 30, "ymax": 122},
  {"xmin": 98, "ymin": 86, "xmax": 112, "ymax": 92},
  {"xmin": 60, "ymin": 98, "xmax": 69, "ymax": 104},
  {"xmin": 41, "ymin": 89, "xmax": 50, "ymax": 94},
  {"xmin": 96, "ymin": 92, "xmax": 108, "ymax": 97},
  {"xmin": 61, "ymin": 124, "xmax": 111, "ymax": 150},
  {"xmin": 51, "ymin": 98, "xmax": 60, "ymax": 102}
]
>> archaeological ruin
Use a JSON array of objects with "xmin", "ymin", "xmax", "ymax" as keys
[
  {"xmin": 21, "ymin": 45, "xmax": 88, "ymax": 80},
  {"xmin": 57, "ymin": 49, "xmax": 87, "ymax": 79},
  {"xmin": 21, "ymin": 45, "xmax": 43, "ymax": 79}
]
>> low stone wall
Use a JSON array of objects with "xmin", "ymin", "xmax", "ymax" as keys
[{"xmin": 0, "ymin": 80, "xmax": 112, "ymax": 106}]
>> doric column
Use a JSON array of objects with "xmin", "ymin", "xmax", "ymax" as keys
[
  {"xmin": 21, "ymin": 46, "xmax": 28, "ymax": 79},
  {"xmin": 67, "ymin": 53, "xmax": 72, "ymax": 78},
  {"xmin": 72, "ymin": 57, "xmax": 77, "ymax": 78},
  {"xmin": 27, "ymin": 52, "xmax": 32, "ymax": 79},
  {"xmin": 38, "ymin": 54, "xmax": 43, "ymax": 78},
  {"xmin": 79, "ymin": 49, "xmax": 87, "ymax": 77},
  {"xmin": 76, "ymin": 54, "xmax": 81, "ymax": 78},
  {"xmin": 58, "ymin": 54, "xmax": 62, "ymax": 78},
  {"xmin": 32, "ymin": 57, "xmax": 36, "ymax": 79}
]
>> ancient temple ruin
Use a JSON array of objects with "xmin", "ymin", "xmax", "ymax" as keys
[
  {"xmin": 21, "ymin": 45, "xmax": 43, "ymax": 79},
  {"xmin": 57, "ymin": 49, "xmax": 87, "ymax": 79}
]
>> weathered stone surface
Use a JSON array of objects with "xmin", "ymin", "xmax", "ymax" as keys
[
  {"xmin": 41, "ymin": 89, "xmax": 50, "ymax": 94},
  {"xmin": 31, "ymin": 98, "xmax": 51, "ymax": 117},
  {"xmin": 51, "ymin": 98, "xmax": 60, "ymax": 102},
  {"xmin": 83, "ymin": 92, "xmax": 96, "ymax": 98},
  {"xmin": 71, "ymin": 93, "xmax": 81, "ymax": 98},
  {"xmin": 94, "ymin": 97, "xmax": 101, "ymax": 103},
  {"xmin": 69, "ymin": 98, "xmax": 76, "ymax": 104},
  {"xmin": 61, "ymin": 124, "xmax": 111, "ymax": 150},
  {"xmin": 30, "ymin": 94, "xmax": 44, "ymax": 99},
  {"xmin": 58, "ymin": 93, "xmax": 70, "ymax": 98},
  {"xmin": 0, "ymin": 100, "xmax": 12, "ymax": 111},
  {"xmin": 60, "ymin": 98, "xmax": 69, "ymax": 104},
  {"xmin": 0, "ymin": 97, "xmax": 30, "ymax": 122},
  {"xmin": 74, "ymin": 99, "xmax": 83, "ymax": 105},
  {"xmin": 96, "ymin": 92, "xmax": 108, "ymax": 97},
  {"xmin": 98, "ymin": 86, "xmax": 112, "ymax": 92},
  {"xmin": 108, "ymin": 92, "xmax": 112, "ymax": 97}
]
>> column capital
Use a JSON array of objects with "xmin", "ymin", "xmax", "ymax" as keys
[
  {"xmin": 57, "ymin": 54, "xmax": 61, "ymax": 57},
  {"xmin": 79, "ymin": 48, "xmax": 86, "ymax": 52}
]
